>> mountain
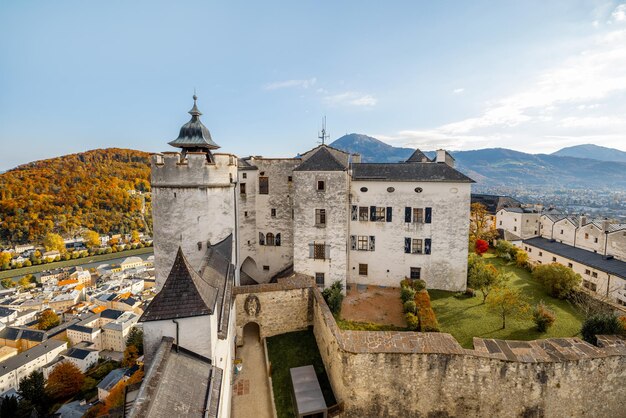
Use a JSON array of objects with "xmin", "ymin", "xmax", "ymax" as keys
[
  {"xmin": 552, "ymin": 144, "xmax": 626, "ymax": 163},
  {"xmin": 0, "ymin": 149, "xmax": 151, "ymax": 244},
  {"xmin": 330, "ymin": 134, "xmax": 415, "ymax": 163},
  {"xmin": 329, "ymin": 135, "xmax": 626, "ymax": 189}
]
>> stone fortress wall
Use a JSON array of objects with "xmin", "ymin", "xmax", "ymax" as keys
[{"xmin": 235, "ymin": 278, "xmax": 626, "ymax": 418}]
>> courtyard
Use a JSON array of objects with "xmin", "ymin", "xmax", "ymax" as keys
[{"xmin": 339, "ymin": 254, "xmax": 585, "ymax": 348}]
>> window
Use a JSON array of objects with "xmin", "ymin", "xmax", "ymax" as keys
[
  {"xmin": 359, "ymin": 207, "xmax": 369, "ymax": 221},
  {"xmin": 585, "ymin": 269, "xmax": 591, "ymax": 275},
  {"xmin": 263, "ymin": 265, "xmax": 270, "ymax": 271},
  {"xmin": 242, "ymin": 173, "xmax": 247, "ymax": 179},
  {"xmin": 317, "ymin": 180, "xmax": 325, "ymax": 191},
  {"xmin": 410, "ymin": 267, "xmax": 421, "ymax": 280},
  {"xmin": 259, "ymin": 176, "xmax": 269, "ymax": 194},
  {"xmin": 244, "ymin": 211, "xmax": 248, "ymax": 218},
  {"xmin": 552, "ymin": 257, "xmax": 557, "ymax": 262},
  {"xmin": 259, "ymin": 233, "xmax": 265, "ymax": 246},
  {"xmin": 592, "ymin": 272, "xmax": 598, "ymax": 278},
  {"xmin": 560, "ymin": 229, "xmax": 563, "ymax": 235},
  {"xmin": 360, "ymin": 187, "xmax": 368, "ymax": 192},
  {"xmin": 315, "ymin": 273, "xmax": 325, "ymax": 287},
  {"xmin": 275, "ymin": 233, "xmax": 281, "ymax": 246},
  {"xmin": 357, "ymin": 236, "xmax": 369, "ymax": 251},
  {"xmin": 240, "ymin": 183, "xmax": 246, "ymax": 194},
  {"xmin": 266, "ymin": 233, "xmax": 275, "ymax": 246},
  {"xmin": 314, "ymin": 243, "xmax": 326, "ymax": 260},
  {"xmin": 583, "ymin": 280, "xmax": 597, "ymax": 292},
  {"xmin": 499, "ymin": 221, "xmax": 502, "ymax": 226},
  {"xmin": 288, "ymin": 176, "xmax": 292, "ymax": 182},
  {"xmin": 594, "ymin": 237, "xmax": 598, "ymax": 243},
  {"xmin": 359, "ymin": 264, "xmax": 368, "ymax": 276},
  {"xmin": 568, "ymin": 263, "xmax": 573, "ymax": 268},
  {"xmin": 315, "ymin": 209, "xmax": 326, "ymax": 226},
  {"xmin": 412, "ymin": 239, "xmax": 423, "ymax": 254},
  {"xmin": 413, "ymin": 208, "xmax": 424, "ymax": 224},
  {"xmin": 585, "ymin": 233, "xmax": 589, "ymax": 239},
  {"xmin": 271, "ymin": 208, "xmax": 276, "ymax": 218},
  {"xmin": 513, "ymin": 226, "xmax": 517, "ymax": 232},
  {"xmin": 539, "ymin": 251, "xmax": 543, "ymax": 256},
  {"xmin": 373, "ymin": 207, "xmax": 386, "ymax": 222}
]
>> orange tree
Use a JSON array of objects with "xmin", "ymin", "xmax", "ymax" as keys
[
  {"xmin": 46, "ymin": 361, "xmax": 85, "ymax": 400},
  {"xmin": 37, "ymin": 310, "xmax": 60, "ymax": 330}
]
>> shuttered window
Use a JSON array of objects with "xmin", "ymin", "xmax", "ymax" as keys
[
  {"xmin": 425, "ymin": 207, "xmax": 432, "ymax": 224},
  {"xmin": 259, "ymin": 177, "xmax": 269, "ymax": 194},
  {"xmin": 351, "ymin": 205, "xmax": 358, "ymax": 221}
]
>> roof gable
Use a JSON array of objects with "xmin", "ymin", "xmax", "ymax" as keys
[
  {"xmin": 140, "ymin": 248, "xmax": 218, "ymax": 322},
  {"xmin": 406, "ymin": 149, "xmax": 431, "ymax": 163},
  {"xmin": 294, "ymin": 146, "xmax": 346, "ymax": 172}
]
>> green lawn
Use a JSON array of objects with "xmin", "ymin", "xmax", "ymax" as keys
[
  {"xmin": 430, "ymin": 254, "xmax": 585, "ymax": 349},
  {"xmin": 266, "ymin": 330, "xmax": 336, "ymax": 418},
  {"xmin": 0, "ymin": 246, "xmax": 154, "ymax": 280}
]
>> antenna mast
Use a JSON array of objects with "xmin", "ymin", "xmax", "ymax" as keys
[{"xmin": 318, "ymin": 116, "xmax": 329, "ymax": 145}]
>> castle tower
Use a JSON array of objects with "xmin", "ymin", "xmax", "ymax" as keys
[{"xmin": 151, "ymin": 95, "xmax": 238, "ymax": 289}]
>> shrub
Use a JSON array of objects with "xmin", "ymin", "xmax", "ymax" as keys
[
  {"xmin": 403, "ymin": 300, "xmax": 417, "ymax": 314},
  {"xmin": 532, "ymin": 263, "xmax": 581, "ymax": 299},
  {"xmin": 400, "ymin": 278, "xmax": 412, "ymax": 289},
  {"xmin": 532, "ymin": 301, "xmax": 556, "ymax": 332},
  {"xmin": 515, "ymin": 250, "xmax": 530, "ymax": 270},
  {"xmin": 405, "ymin": 313, "xmax": 419, "ymax": 331},
  {"xmin": 400, "ymin": 286, "xmax": 416, "ymax": 304},
  {"xmin": 464, "ymin": 287, "xmax": 476, "ymax": 297},
  {"xmin": 474, "ymin": 239, "xmax": 489, "ymax": 255},
  {"xmin": 410, "ymin": 279, "xmax": 426, "ymax": 292},
  {"xmin": 581, "ymin": 313, "xmax": 625, "ymax": 345},
  {"xmin": 322, "ymin": 281, "xmax": 344, "ymax": 316},
  {"xmin": 415, "ymin": 290, "xmax": 440, "ymax": 332},
  {"xmin": 495, "ymin": 240, "xmax": 518, "ymax": 260}
]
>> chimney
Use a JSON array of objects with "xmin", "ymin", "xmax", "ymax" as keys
[
  {"xmin": 601, "ymin": 218, "xmax": 611, "ymax": 233},
  {"xmin": 579, "ymin": 215, "xmax": 587, "ymax": 227},
  {"xmin": 436, "ymin": 149, "xmax": 455, "ymax": 167}
]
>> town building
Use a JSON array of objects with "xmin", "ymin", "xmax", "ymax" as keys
[{"xmin": 0, "ymin": 339, "xmax": 66, "ymax": 395}]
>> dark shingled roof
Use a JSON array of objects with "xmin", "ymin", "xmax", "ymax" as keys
[
  {"xmin": 471, "ymin": 194, "xmax": 522, "ymax": 215},
  {"xmin": 66, "ymin": 347, "xmax": 95, "ymax": 360},
  {"xmin": 238, "ymin": 158, "xmax": 258, "ymax": 171},
  {"xmin": 406, "ymin": 149, "xmax": 431, "ymax": 163},
  {"xmin": 100, "ymin": 309, "xmax": 125, "ymax": 320},
  {"xmin": 140, "ymin": 247, "xmax": 219, "ymax": 322},
  {"xmin": 68, "ymin": 324, "xmax": 96, "ymax": 334},
  {"xmin": 168, "ymin": 95, "xmax": 220, "ymax": 150},
  {"xmin": 294, "ymin": 146, "xmax": 347, "ymax": 172},
  {"xmin": 352, "ymin": 162, "xmax": 474, "ymax": 183},
  {"xmin": 523, "ymin": 237, "xmax": 626, "ymax": 278}
]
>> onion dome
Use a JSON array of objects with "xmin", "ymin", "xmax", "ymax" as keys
[{"xmin": 168, "ymin": 95, "xmax": 220, "ymax": 150}]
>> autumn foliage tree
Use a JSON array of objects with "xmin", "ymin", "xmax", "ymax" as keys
[
  {"xmin": 474, "ymin": 239, "xmax": 489, "ymax": 255},
  {"xmin": 43, "ymin": 233, "xmax": 65, "ymax": 253},
  {"xmin": 469, "ymin": 203, "xmax": 498, "ymax": 243},
  {"xmin": 487, "ymin": 286, "xmax": 530, "ymax": 329},
  {"xmin": 82, "ymin": 229, "xmax": 101, "ymax": 248},
  {"xmin": 467, "ymin": 254, "xmax": 508, "ymax": 303},
  {"xmin": 46, "ymin": 361, "xmax": 85, "ymax": 400},
  {"xmin": 37, "ymin": 309, "xmax": 60, "ymax": 330}
]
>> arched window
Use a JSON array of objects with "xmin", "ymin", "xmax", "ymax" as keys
[
  {"xmin": 275, "ymin": 233, "xmax": 281, "ymax": 246},
  {"xmin": 259, "ymin": 232, "xmax": 265, "ymax": 246},
  {"xmin": 266, "ymin": 233, "xmax": 275, "ymax": 246}
]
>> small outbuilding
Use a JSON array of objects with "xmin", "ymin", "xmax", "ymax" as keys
[{"xmin": 290, "ymin": 365, "xmax": 327, "ymax": 418}]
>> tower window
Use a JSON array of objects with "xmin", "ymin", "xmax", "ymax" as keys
[
  {"xmin": 410, "ymin": 267, "xmax": 421, "ymax": 280},
  {"xmin": 288, "ymin": 176, "xmax": 293, "ymax": 182},
  {"xmin": 315, "ymin": 273, "xmax": 325, "ymax": 287},
  {"xmin": 266, "ymin": 233, "xmax": 275, "ymax": 246},
  {"xmin": 315, "ymin": 209, "xmax": 326, "ymax": 226},
  {"xmin": 240, "ymin": 183, "xmax": 246, "ymax": 194},
  {"xmin": 259, "ymin": 177, "xmax": 269, "ymax": 194},
  {"xmin": 263, "ymin": 265, "xmax": 270, "ymax": 271},
  {"xmin": 359, "ymin": 264, "xmax": 368, "ymax": 276},
  {"xmin": 242, "ymin": 173, "xmax": 247, "ymax": 179},
  {"xmin": 317, "ymin": 180, "xmax": 325, "ymax": 191},
  {"xmin": 271, "ymin": 208, "xmax": 276, "ymax": 217}
]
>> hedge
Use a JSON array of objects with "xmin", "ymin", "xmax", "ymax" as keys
[{"xmin": 414, "ymin": 289, "xmax": 440, "ymax": 332}]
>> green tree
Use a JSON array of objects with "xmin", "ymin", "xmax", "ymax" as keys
[
  {"xmin": 0, "ymin": 395, "xmax": 18, "ymax": 418},
  {"xmin": 82, "ymin": 229, "xmax": 101, "ymax": 248},
  {"xmin": 46, "ymin": 361, "xmax": 85, "ymax": 400},
  {"xmin": 467, "ymin": 255, "xmax": 507, "ymax": 303},
  {"xmin": 38, "ymin": 310, "xmax": 60, "ymax": 330},
  {"xmin": 581, "ymin": 313, "xmax": 625, "ymax": 345},
  {"xmin": 494, "ymin": 240, "xmax": 518, "ymax": 260},
  {"xmin": 126, "ymin": 327, "xmax": 144, "ymax": 355},
  {"xmin": 486, "ymin": 286, "xmax": 530, "ymax": 329},
  {"xmin": 322, "ymin": 281, "xmax": 344, "ymax": 316},
  {"xmin": 0, "ymin": 278, "xmax": 15, "ymax": 289},
  {"xmin": 43, "ymin": 232, "xmax": 65, "ymax": 253},
  {"xmin": 18, "ymin": 370, "xmax": 49, "ymax": 415},
  {"xmin": 532, "ymin": 263, "xmax": 581, "ymax": 299}
]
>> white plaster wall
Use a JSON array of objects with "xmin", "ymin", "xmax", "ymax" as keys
[
  {"xmin": 539, "ymin": 216, "xmax": 555, "ymax": 239},
  {"xmin": 496, "ymin": 210, "xmax": 522, "ymax": 237},
  {"xmin": 523, "ymin": 243, "xmax": 626, "ymax": 303},
  {"xmin": 151, "ymin": 153, "xmax": 237, "ymax": 289},
  {"xmin": 293, "ymin": 171, "xmax": 349, "ymax": 288},
  {"xmin": 608, "ymin": 231, "xmax": 626, "ymax": 261},
  {"xmin": 348, "ymin": 181, "xmax": 470, "ymax": 290},
  {"xmin": 553, "ymin": 219, "xmax": 577, "ymax": 246},
  {"xmin": 214, "ymin": 305, "xmax": 235, "ymax": 418},
  {"xmin": 143, "ymin": 315, "xmax": 213, "ymax": 364},
  {"xmin": 575, "ymin": 224, "xmax": 606, "ymax": 254}
]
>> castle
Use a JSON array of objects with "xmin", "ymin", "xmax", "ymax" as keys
[{"xmin": 127, "ymin": 97, "xmax": 626, "ymax": 417}]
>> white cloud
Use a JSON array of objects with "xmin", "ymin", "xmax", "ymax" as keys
[
  {"xmin": 323, "ymin": 91, "xmax": 377, "ymax": 107},
  {"xmin": 611, "ymin": 4, "xmax": 626, "ymax": 22},
  {"xmin": 263, "ymin": 77, "xmax": 317, "ymax": 90},
  {"xmin": 558, "ymin": 115, "xmax": 626, "ymax": 129},
  {"xmin": 453, "ymin": 88, "xmax": 465, "ymax": 94}
]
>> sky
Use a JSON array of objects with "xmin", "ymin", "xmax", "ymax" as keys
[{"xmin": 1, "ymin": 1, "xmax": 626, "ymax": 170}]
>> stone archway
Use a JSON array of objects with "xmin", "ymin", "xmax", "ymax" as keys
[
  {"xmin": 242, "ymin": 321, "xmax": 261, "ymax": 345},
  {"xmin": 240, "ymin": 256, "xmax": 260, "ymax": 284}
]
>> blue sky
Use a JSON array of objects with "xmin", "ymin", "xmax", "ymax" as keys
[{"xmin": 1, "ymin": 1, "xmax": 626, "ymax": 170}]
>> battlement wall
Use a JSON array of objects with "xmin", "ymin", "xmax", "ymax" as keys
[
  {"xmin": 151, "ymin": 152, "xmax": 237, "ymax": 187},
  {"xmin": 234, "ymin": 280, "xmax": 626, "ymax": 417}
]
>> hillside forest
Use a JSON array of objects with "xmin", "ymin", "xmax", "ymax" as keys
[{"xmin": 0, "ymin": 149, "xmax": 152, "ymax": 245}]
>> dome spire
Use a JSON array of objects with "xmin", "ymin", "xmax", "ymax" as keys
[
  {"xmin": 168, "ymin": 93, "xmax": 220, "ymax": 151},
  {"xmin": 189, "ymin": 91, "xmax": 202, "ymax": 119}
]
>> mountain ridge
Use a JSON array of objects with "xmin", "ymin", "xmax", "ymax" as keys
[{"xmin": 551, "ymin": 143, "xmax": 626, "ymax": 163}]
